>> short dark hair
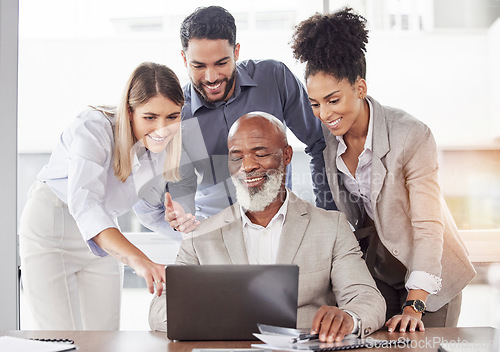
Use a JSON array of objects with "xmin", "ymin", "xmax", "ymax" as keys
[
  {"xmin": 291, "ymin": 7, "xmax": 368, "ymax": 84},
  {"xmin": 180, "ymin": 6, "xmax": 237, "ymax": 50}
]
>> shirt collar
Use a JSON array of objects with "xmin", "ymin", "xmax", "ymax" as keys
[
  {"xmin": 239, "ymin": 188, "xmax": 290, "ymax": 230},
  {"xmin": 189, "ymin": 63, "xmax": 258, "ymax": 115},
  {"xmin": 131, "ymin": 145, "xmax": 165, "ymax": 173},
  {"xmin": 131, "ymin": 144, "xmax": 148, "ymax": 171},
  {"xmin": 335, "ymin": 98, "xmax": 374, "ymax": 155}
]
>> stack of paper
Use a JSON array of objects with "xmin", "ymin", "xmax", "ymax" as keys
[{"xmin": 251, "ymin": 324, "xmax": 406, "ymax": 351}]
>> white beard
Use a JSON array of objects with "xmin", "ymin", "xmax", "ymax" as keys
[{"xmin": 231, "ymin": 162, "xmax": 285, "ymax": 212}]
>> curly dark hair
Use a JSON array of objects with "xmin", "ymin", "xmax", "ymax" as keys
[
  {"xmin": 180, "ymin": 6, "xmax": 236, "ymax": 50},
  {"xmin": 291, "ymin": 7, "xmax": 368, "ymax": 84}
]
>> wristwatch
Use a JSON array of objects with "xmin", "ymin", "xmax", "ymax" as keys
[{"xmin": 402, "ymin": 299, "xmax": 426, "ymax": 315}]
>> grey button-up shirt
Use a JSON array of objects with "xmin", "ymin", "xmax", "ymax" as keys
[{"xmin": 134, "ymin": 59, "xmax": 334, "ymax": 235}]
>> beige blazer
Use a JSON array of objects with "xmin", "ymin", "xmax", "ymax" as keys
[
  {"xmin": 174, "ymin": 191, "xmax": 386, "ymax": 337},
  {"xmin": 322, "ymin": 96, "xmax": 475, "ymax": 311}
]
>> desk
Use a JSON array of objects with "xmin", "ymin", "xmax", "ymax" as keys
[{"xmin": 1, "ymin": 327, "xmax": 496, "ymax": 352}]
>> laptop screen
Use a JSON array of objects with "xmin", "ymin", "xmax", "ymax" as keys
[{"xmin": 166, "ymin": 264, "xmax": 299, "ymax": 341}]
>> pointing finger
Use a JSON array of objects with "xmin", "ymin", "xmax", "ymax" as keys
[{"xmin": 164, "ymin": 192, "xmax": 174, "ymax": 211}]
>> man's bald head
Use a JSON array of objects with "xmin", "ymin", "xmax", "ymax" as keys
[{"xmin": 228, "ymin": 111, "xmax": 288, "ymax": 148}]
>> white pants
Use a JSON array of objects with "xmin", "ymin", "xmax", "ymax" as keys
[{"xmin": 19, "ymin": 181, "xmax": 123, "ymax": 330}]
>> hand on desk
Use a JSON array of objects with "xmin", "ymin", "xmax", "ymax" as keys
[
  {"xmin": 93, "ymin": 228, "xmax": 166, "ymax": 297},
  {"xmin": 164, "ymin": 192, "xmax": 200, "ymax": 233},
  {"xmin": 128, "ymin": 256, "xmax": 166, "ymax": 297},
  {"xmin": 310, "ymin": 306, "xmax": 354, "ymax": 343},
  {"xmin": 385, "ymin": 308, "xmax": 424, "ymax": 333}
]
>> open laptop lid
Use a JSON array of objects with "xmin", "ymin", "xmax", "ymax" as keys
[{"xmin": 166, "ymin": 264, "xmax": 299, "ymax": 341}]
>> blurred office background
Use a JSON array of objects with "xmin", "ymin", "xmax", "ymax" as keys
[{"xmin": 16, "ymin": 0, "xmax": 500, "ymax": 329}]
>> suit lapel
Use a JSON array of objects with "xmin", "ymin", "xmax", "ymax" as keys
[
  {"xmin": 322, "ymin": 124, "xmax": 363, "ymax": 228},
  {"xmin": 276, "ymin": 193, "xmax": 309, "ymax": 264},
  {"xmin": 368, "ymin": 96, "xmax": 389, "ymax": 207},
  {"xmin": 221, "ymin": 204, "xmax": 249, "ymax": 264}
]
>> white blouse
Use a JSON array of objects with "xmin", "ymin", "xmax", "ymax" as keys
[
  {"xmin": 335, "ymin": 99, "xmax": 375, "ymax": 221},
  {"xmin": 37, "ymin": 108, "xmax": 167, "ymax": 256}
]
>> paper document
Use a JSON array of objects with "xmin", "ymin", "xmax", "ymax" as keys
[{"xmin": 252, "ymin": 333, "xmax": 370, "ymax": 351}]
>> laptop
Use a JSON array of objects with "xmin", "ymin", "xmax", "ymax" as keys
[{"xmin": 165, "ymin": 264, "xmax": 299, "ymax": 341}]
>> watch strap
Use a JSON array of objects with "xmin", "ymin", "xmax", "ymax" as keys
[{"xmin": 402, "ymin": 300, "xmax": 426, "ymax": 315}]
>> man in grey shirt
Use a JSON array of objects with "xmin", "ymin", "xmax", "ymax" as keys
[{"xmin": 134, "ymin": 6, "xmax": 334, "ymax": 235}]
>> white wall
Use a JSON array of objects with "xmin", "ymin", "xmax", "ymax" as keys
[
  {"xmin": 0, "ymin": 0, "xmax": 19, "ymax": 329},
  {"xmin": 367, "ymin": 30, "xmax": 495, "ymax": 146},
  {"xmin": 17, "ymin": 2, "xmax": 500, "ymax": 153},
  {"xmin": 17, "ymin": 0, "xmax": 324, "ymax": 152},
  {"xmin": 489, "ymin": 18, "xmax": 500, "ymax": 135}
]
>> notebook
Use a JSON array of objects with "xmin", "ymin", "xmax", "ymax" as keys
[
  {"xmin": 0, "ymin": 336, "xmax": 76, "ymax": 352},
  {"xmin": 165, "ymin": 264, "xmax": 299, "ymax": 341}
]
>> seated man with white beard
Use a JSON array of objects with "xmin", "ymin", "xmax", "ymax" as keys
[{"xmin": 149, "ymin": 112, "xmax": 386, "ymax": 341}]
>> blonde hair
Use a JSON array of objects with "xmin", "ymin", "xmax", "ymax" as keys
[{"xmin": 113, "ymin": 62, "xmax": 184, "ymax": 182}]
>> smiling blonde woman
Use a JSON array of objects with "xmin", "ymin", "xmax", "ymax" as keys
[{"xmin": 19, "ymin": 62, "xmax": 183, "ymax": 330}]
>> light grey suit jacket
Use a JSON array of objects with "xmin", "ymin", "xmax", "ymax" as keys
[
  {"xmin": 322, "ymin": 96, "xmax": 475, "ymax": 311},
  {"xmin": 149, "ymin": 192, "xmax": 386, "ymax": 337}
]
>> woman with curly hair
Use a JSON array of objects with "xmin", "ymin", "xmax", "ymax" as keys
[{"xmin": 291, "ymin": 8, "xmax": 475, "ymax": 333}]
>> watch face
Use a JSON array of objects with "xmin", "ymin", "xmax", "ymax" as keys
[{"xmin": 414, "ymin": 300, "xmax": 426, "ymax": 312}]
